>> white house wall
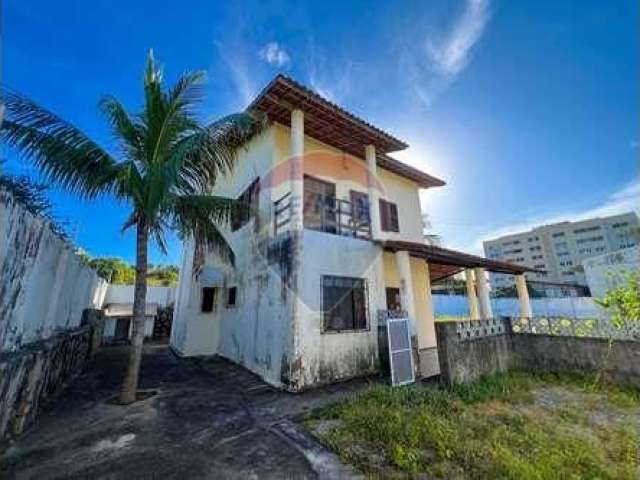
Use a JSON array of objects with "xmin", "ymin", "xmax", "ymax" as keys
[
  {"xmin": 171, "ymin": 128, "xmax": 295, "ymax": 388},
  {"xmin": 293, "ymin": 229, "xmax": 386, "ymax": 390}
]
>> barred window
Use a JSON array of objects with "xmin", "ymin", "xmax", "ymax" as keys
[{"xmin": 322, "ymin": 276, "xmax": 368, "ymax": 332}]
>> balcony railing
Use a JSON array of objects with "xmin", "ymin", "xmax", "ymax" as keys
[{"xmin": 273, "ymin": 192, "xmax": 372, "ymax": 240}]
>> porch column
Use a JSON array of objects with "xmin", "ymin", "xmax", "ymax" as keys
[
  {"xmin": 474, "ymin": 267, "xmax": 493, "ymax": 319},
  {"xmin": 464, "ymin": 269, "xmax": 480, "ymax": 320},
  {"xmin": 365, "ymin": 144, "xmax": 381, "ymax": 240},
  {"xmin": 290, "ymin": 109, "xmax": 304, "ymax": 230},
  {"xmin": 421, "ymin": 262, "xmax": 436, "ymax": 349},
  {"xmin": 515, "ymin": 274, "xmax": 533, "ymax": 318},
  {"xmin": 395, "ymin": 250, "xmax": 416, "ymax": 321}
]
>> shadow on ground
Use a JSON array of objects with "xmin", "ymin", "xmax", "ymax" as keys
[{"xmin": 1, "ymin": 344, "xmax": 374, "ymax": 479}]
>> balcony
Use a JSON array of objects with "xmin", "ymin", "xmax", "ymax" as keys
[{"xmin": 273, "ymin": 191, "xmax": 372, "ymax": 240}]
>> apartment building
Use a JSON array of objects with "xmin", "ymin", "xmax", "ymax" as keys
[{"xmin": 483, "ymin": 212, "xmax": 639, "ymax": 289}]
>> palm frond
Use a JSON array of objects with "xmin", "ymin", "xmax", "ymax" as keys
[
  {"xmin": 169, "ymin": 111, "xmax": 268, "ymax": 196},
  {"xmin": 169, "ymin": 194, "xmax": 238, "ymax": 265},
  {"xmin": 1, "ymin": 88, "xmax": 122, "ymax": 199},
  {"xmin": 141, "ymin": 51, "xmax": 204, "ymax": 167},
  {"xmin": 99, "ymin": 95, "xmax": 145, "ymax": 159}
]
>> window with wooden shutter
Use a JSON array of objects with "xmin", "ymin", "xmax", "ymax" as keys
[
  {"xmin": 232, "ymin": 178, "xmax": 260, "ymax": 231},
  {"xmin": 379, "ymin": 199, "xmax": 399, "ymax": 232}
]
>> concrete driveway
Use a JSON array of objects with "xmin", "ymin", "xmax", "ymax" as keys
[{"xmin": 1, "ymin": 344, "xmax": 371, "ymax": 479}]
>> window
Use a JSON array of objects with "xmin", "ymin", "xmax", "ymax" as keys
[
  {"xmin": 552, "ymin": 232, "xmax": 565, "ymax": 238},
  {"xmin": 232, "ymin": 178, "xmax": 260, "ymax": 231},
  {"xmin": 201, "ymin": 287, "xmax": 216, "ymax": 313},
  {"xmin": 576, "ymin": 235, "xmax": 604, "ymax": 244},
  {"xmin": 304, "ymin": 175, "xmax": 337, "ymax": 233},
  {"xmin": 385, "ymin": 287, "xmax": 401, "ymax": 311},
  {"xmin": 612, "ymin": 222, "xmax": 628, "ymax": 228},
  {"xmin": 226, "ymin": 287, "xmax": 237, "ymax": 307},
  {"xmin": 379, "ymin": 199, "xmax": 399, "ymax": 232},
  {"xmin": 350, "ymin": 190, "xmax": 370, "ymax": 223},
  {"xmin": 573, "ymin": 226, "xmax": 601, "ymax": 234},
  {"xmin": 322, "ymin": 276, "xmax": 368, "ymax": 332}
]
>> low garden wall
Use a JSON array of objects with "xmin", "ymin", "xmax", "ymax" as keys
[
  {"xmin": 0, "ymin": 313, "xmax": 102, "ymax": 442},
  {"xmin": 436, "ymin": 317, "xmax": 640, "ymax": 387}
]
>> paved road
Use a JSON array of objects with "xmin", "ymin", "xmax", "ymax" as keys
[{"xmin": 1, "ymin": 344, "xmax": 369, "ymax": 479}]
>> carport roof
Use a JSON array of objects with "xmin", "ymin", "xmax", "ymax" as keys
[{"xmin": 382, "ymin": 240, "xmax": 539, "ymax": 282}]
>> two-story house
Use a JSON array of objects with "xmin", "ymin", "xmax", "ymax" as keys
[{"xmin": 171, "ymin": 75, "xmax": 532, "ymax": 391}]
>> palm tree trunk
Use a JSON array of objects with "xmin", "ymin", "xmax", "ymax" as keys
[{"xmin": 119, "ymin": 219, "xmax": 149, "ymax": 404}]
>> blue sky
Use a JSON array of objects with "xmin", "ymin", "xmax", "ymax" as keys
[{"xmin": 3, "ymin": 0, "xmax": 638, "ymax": 264}]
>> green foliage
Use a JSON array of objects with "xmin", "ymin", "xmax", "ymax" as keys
[
  {"xmin": 596, "ymin": 270, "xmax": 640, "ymax": 330},
  {"xmin": 88, "ymin": 257, "xmax": 136, "ymax": 284},
  {"xmin": 305, "ymin": 371, "xmax": 639, "ymax": 479},
  {"xmin": 0, "ymin": 164, "xmax": 67, "ymax": 238},
  {"xmin": 148, "ymin": 264, "xmax": 179, "ymax": 286},
  {"xmin": 1, "ymin": 51, "xmax": 267, "ymax": 265},
  {"xmin": 87, "ymin": 256, "xmax": 179, "ymax": 286}
]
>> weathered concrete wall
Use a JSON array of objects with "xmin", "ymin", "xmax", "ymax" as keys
[
  {"xmin": 436, "ymin": 318, "xmax": 640, "ymax": 387},
  {"xmin": 292, "ymin": 230, "xmax": 385, "ymax": 390},
  {"xmin": 0, "ymin": 324, "xmax": 96, "ymax": 441},
  {"xmin": 0, "ymin": 189, "xmax": 108, "ymax": 351},
  {"xmin": 172, "ymin": 130, "xmax": 296, "ymax": 388},
  {"xmin": 436, "ymin": 318, "xmax": 514, "ymax": 385},
  {"xmin": 512, "ymin": 334, "xmax": 640, "ymax": 388}
]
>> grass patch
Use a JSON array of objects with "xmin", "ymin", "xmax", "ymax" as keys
[{"xmin": 304, "ymin": 370, "xmax": 639, "ymax": 479}]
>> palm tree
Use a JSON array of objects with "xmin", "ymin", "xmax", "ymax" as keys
[{"xmin": 1, "ymin": 51, "xmax": 266, "ymax": 403}]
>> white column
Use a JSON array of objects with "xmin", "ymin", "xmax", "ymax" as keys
[
  {"xmin": 395, "ymin": 250, "xmax": 416, "ymax": 321},
  {"xmin": 290, "ymin": 109, "xmax": 304, "ymax": 230},
  {"xmin": 464, "ymin": 268, "xmax": 480, "ymax": 320},
  {"xmin": 515, "ymin": 274, "xmax": 533, "ymax": 318},
  {"xmin": 421, "ymin": 262, "xmax": 436, "ymax": 349},
  {"xmin": 365, "ymin": 144, "xmax": 381, "ymax": 240},
  {"xmin": 474, "ymin": 267, "xmax": 493, "ymax": 319}
]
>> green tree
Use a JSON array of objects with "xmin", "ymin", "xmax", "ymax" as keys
[
  {"xmin": 2, "ymin": 51, "xmax": 266, "ymax": 403},
  {"xmin": 148, "ymin": 264, "xmax": 180, "ymax": 286},
  {"xmin": 88, "ymin": 257, "xmax": 136, "ymax": 284},
  {"xmin": 595, "ymin": 270, "xmax": 640, "ymax": 331}
]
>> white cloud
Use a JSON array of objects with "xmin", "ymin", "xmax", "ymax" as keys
[
  {"xmin": 215, "ymin": 40, "xmax": 256, "ymax": 107},
  {"xmin": 259, "ymin": 42, "xmax": 290, "ymax": 67},
  {"xmin": 304, "ymin": 38, "xmax": 356, "ymax": 103},
  {"xmin": 427, "ymin": 0, "xmax": 491, "ymax": 77},
  {"xmin": 468, "ymin": 180, "xmax": 640, "ymax": 254},
  {"xmin": 401, "ymin": 0, "xmax": 491, "ymax": 108}
]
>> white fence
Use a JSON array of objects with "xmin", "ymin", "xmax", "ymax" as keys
[
  {"xmin": 433, "ymin": 294, "xmax": 604, "ymax": 319},
  {"xmin": 102, "ymin": 284, "xmax": 176, "ymax": 308},
  {"xmin": 0, "ymin": 189, "xmax": 108, "ymax": 352}
]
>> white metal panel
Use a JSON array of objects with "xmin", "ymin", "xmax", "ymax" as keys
[{"xmin": 387, "ymin": 317, "xmax": 415, "ymax": 386}]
